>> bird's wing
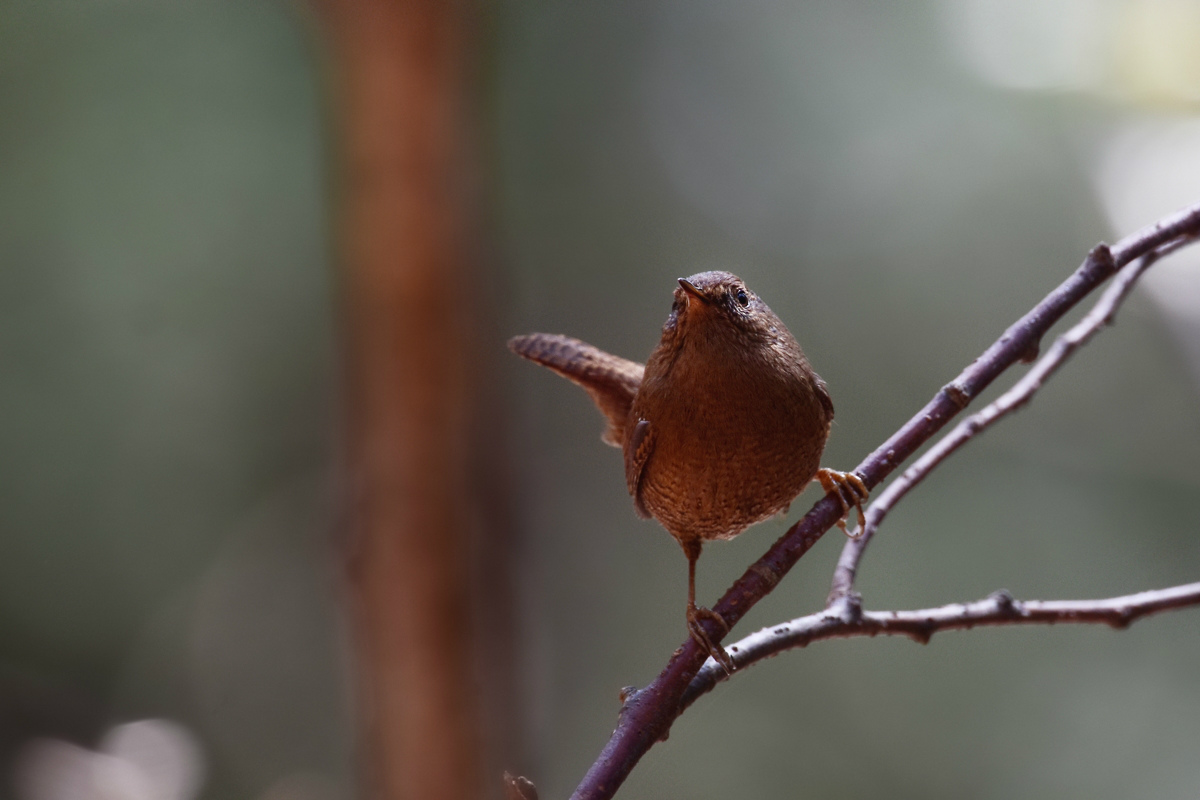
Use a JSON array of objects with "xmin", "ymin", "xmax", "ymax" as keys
[
  {"xmin": 508, "ymin": 333, "xmax": 644, "ymax": 447},
  {"xmin": 813, "ymin": 373, "xmax": 834, "ymax": 422},
  {"xmin": 624, "ymin": 418, "xmax": 654, "ymax": 519}
]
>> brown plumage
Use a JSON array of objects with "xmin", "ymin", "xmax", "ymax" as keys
[{"xmin": 509, "ymin": 271, "xmax": 864, "ymax": 670}]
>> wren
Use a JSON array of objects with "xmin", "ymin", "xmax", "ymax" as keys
[{"xmin": 509, "ymin": 271, "xmax": 865, "ymax": 670}]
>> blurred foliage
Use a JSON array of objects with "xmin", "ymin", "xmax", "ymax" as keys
[
  {"xmin": 2, "ymin": 1, "xmax": 1200, "ymax": 799},
  {"xmin": 0, "ymin": 3, "xmax": 342, "ymax": 799}
]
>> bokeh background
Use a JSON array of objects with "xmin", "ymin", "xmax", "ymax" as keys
[{"xmin": 4, "ymin": 1, "xmax": 1200, "ymax": 798}]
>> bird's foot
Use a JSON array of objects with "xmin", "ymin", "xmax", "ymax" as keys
[
  {"xmin": 687, "ymin": 605, "xmax": 735, "ymax": 674},
  {"xmin": 816, "ymin": 468, "xmax": 869, "ymax": 539}
]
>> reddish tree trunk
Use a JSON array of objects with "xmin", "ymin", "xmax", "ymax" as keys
[{"xmin": 322, "ymin": 2, "xmax": 483, "ymax": 799}]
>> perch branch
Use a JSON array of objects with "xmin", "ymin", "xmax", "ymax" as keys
[
  {"xmin": 570, "ymin": 202, "xmax": 1200, "ymax": 800},
  {"xmin": 828, "ymin": 237, "xmax": 1191, "ymax": 606},
  {"xmin": 679, "ymin": 582, "xmax": 1200, "ymax": 708},
  {"xmin": 827, "ymin": 211, "xmax": 1200, "ymax": 605}
]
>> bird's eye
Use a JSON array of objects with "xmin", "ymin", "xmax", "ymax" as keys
[{"xmin": 734, "ymin": 288, "xmax": 749, "ymax": 307}]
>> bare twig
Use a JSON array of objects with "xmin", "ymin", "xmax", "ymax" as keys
[
  {"xmin": 827, "ymin": 239, "xmax": 1192, "ymax": 607},
  {"xmin": 679, "ymin": 582, "xmax": 1200, "ymax": 708},
  {"xmin": 835, "ymin": 212, "xmax": 1200, "ymax": 606},
  {"xmin": 569, "ymin": 204, "xmax": 1200, "ymax": 800}
]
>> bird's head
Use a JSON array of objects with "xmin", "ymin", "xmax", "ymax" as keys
[{"xmin": 666, "ymin": 271, "xmax": 784, "ymax": 345}]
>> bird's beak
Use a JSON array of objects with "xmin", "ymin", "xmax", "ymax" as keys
[{"xmin": 677, "ymin": 278, "xmax": 708, "ymax": 304}]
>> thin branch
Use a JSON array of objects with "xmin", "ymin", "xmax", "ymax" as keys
[
  {"xmin": 680, "ymin": 582, "xmax": 1200, "ymax": 708},
  {"xmin": 570, "ymin": 202, "xmax": 1200, "ymax": 800},
  {"xmin": 826, "ymin": 242, "xmax": 1188, "ymax": 610},
  {"xmin": 830, "ymin": 239, "xmax": 1191, "ymax": 604},
  {"xmin": 827, "ymin": 216, "xmax": 1200, "ymax": 605}
]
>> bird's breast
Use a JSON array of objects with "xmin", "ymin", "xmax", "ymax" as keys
[{"xmin": 630, "ymin": 350, "xmax": 830, "ymax": 542}]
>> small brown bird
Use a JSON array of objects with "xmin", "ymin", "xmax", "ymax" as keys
[{"xmin": 509, "ymin": 271, "xmax": 865, "ymax": 669}]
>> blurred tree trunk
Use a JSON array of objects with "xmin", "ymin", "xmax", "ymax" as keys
[{"xmin": 319, "ymin": 2, "xmax": 514, "ymax": 799}]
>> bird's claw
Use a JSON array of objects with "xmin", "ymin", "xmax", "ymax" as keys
[
  {"xmin": 687, "ymin": 605, "xmax": 735, "ymax": 674},
  {"xmin": 816, "ymin": 468, "xmax": 869, "ymax": 539}
]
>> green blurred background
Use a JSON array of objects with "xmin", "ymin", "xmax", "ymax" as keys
[{"xmin": 4, "ymin": 1, "xmax": 1200, "ymax": 798}]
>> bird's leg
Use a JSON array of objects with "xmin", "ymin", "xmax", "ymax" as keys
[
  {"xmin": 682, "ymin": 539, "xmax": 735, "ymax": 673},
  {"xmin": 816, "ymin": 468, "xmax": 869, "ymax": 539}
]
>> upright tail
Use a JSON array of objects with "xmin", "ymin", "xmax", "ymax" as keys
[{"xmin": 508, "ymin": 333, "xmax": 644, "ymax": 447}]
